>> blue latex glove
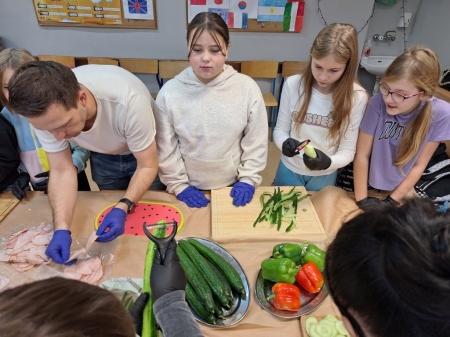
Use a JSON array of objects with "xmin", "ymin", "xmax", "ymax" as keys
[
  {"xmin": 96, "ymin": 207, "xmax": 127, "ymax": 242},
  {"xmin": 45, "ymin": 230, "xmax": 75, "ymax": 265},
  {"xmin": 230, "ymin": 182, "xmax": 255, "ymax": 207},
  {"xmin": 177, "ymin": 186, "xmax": 210, "ymax": 208}
]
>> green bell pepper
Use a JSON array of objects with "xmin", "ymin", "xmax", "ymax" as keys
[
  {"xmin": 300, "ymin": 244, "xmax": 326, "ymax": 271},
  {"xmin": 272, "ymin": 243, "xmax": 303, "ymax": 264},
  {"xmin": 261, "ymin": 258, "xmax": 299, "ymax": 284}
]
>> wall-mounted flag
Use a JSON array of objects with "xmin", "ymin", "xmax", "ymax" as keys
[
  {"xmin": 257, "ymin": 0, "xmax": 287, "ymax": 22},
  {"xmin": 283, "ymin": 0, "xmax": 304, "ymax": 32},
  {"xmin": 228, "ymin": 11, "xmax": 248, "ymax": 28}
]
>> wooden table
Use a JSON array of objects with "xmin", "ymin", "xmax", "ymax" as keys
[{"xmin": 0, "ymin": 187, "xmax": 359, "ymax": 337}]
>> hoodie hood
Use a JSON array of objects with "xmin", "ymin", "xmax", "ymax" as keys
[{"xmin": 174, "ymin": 64, "xmax": 237, "ymax": 87}]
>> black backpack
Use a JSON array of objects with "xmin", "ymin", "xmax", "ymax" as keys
[{"xmin": 414, "ymin": 143, "xmax": 450, "ymax": 206}]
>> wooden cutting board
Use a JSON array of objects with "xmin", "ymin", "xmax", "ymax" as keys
[
  {"xmin": 211, "ymin": 186, "xmax": 326, "ymax": 243},
  {"xmin": 0, "ymin": 195, "xmax": 20, "ymax": 223}
]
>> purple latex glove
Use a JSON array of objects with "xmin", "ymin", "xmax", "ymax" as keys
[
  {"xmin": 45, "ymin": 229, "xmax": 75, "ymax": 265},
  {"xmin": 177, "ymin": 186, "xmax": 210, "ymax": 208},
  {"xmin": 230, "ymin": 182, "xmax": 255, "ymax": 207},
  {"xmin": 96, "ymin": 207, "xmax": 127, "ymax": 242}
]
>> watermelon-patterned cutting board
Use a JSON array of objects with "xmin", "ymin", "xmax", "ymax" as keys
[{"xmin": 94, "ymin": 201, "xmax": 184, "ymax": 236}]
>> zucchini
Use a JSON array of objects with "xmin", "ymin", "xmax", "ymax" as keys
[
  {"xmin": 188, "ymin": 239, "xmax": 245, "ymax": 295},
  {"xmin": 178, "ymin": 240, "xmax": 231, "ymax": 308},
  {"xmin": 177, "ymin": 243, "xmax": 215, "ymax": 313},
  {"xmin": 142, "ymin": 222, "xmax": 167, "ymax": 337},
  {"xmin": 185, "ymin": 283, "xmax": 217, "ymax": 325},
  {"xmin": 205, "ymin": 259, "xmax": 234, "ymax": 305}
]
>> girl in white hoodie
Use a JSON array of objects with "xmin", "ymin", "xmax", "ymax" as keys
[{"xmin": 155, "ymin": 12, "xmax": 268, "ymax": 208}]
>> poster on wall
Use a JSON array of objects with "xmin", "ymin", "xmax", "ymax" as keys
[
  {"xmin": 33, "ymin": 0, "xmax": 123, "ymax": 25},
  {"xmin": 187, "ymin": 0, "xmax": 304, "ymax": 31},
  {"xmin": 122, "ymin": 0, "xmax": 154, "ymax": 20},
  {"xmin": 32, "ymin": 0, "xmax": 157, "ymax": 29}
]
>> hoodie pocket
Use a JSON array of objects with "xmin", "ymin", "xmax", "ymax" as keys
[{"xmin": 184, "ymin": 155, "xmax": 237, "ymax": 189}]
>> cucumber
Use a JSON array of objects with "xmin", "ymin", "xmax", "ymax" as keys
[
  {"xmin": 205, "ymin": 259, "xmax": 235, "ymax": 305},
  {"xmin": 304, "ymin": 144, "xmax": 317, "ymax": 158},
  {"xmin": 177, "ymin": 243, "xmax": 215, "ymax": 313},
  {"xmin": 188, "ymin": 239, "xmax": 245, "ymax": 294},
  {"xmin": 185, "ymin": 283, "xmax": 217, "ymax": 325},
  {"xmin": 178, "ymin": 240, "xmax": 231, "ymax": 308},
  {"xmin": 142, "ymin": 222, "xmax": 167, "ymax": 337},
  {"xmin": 212, "ymin": 296, "xmax": 224, "ymax": 319},
  {"xmin": 305, "ymin": 317, "xmax": 319, "ymax": 335}
]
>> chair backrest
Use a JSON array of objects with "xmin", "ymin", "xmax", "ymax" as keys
[
  {"xmin": 240, "ymin": 61, "xmax": 279, "ymax": 79},
  {"xmin": 119, "ymin": 58, "xmax": 158, "ymax": 74},
  {"xmin": 37, "ymin": 55, "xmax": 75, "ymax": 68},
  {"xmin": 158, "ymin": 60, "xmax": 190, "ymax": 79},
  {"xmin": 87, "ymin": 57, "xmax": 119, "ymax": 66},
  {"xmin": 282, "ymin": 61, "xmax": 308, "ymax": 78}
]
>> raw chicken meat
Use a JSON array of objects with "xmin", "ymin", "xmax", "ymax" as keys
[
  {"xmin": 0, "ymin": 224, "xmax": 53, "ymax": 271},
  {"xmin": 64, "ymin": 231, "xmax": 104, "ymax": 285},
  {"xmin": 0, "ymin": 275, "xmax": 10, "ymax": 291},
  {"xmin": 64, "ymin": 256, "xmax": 104, "ymax": 285}
]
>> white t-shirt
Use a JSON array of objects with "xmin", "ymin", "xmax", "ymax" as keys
[
  {"xmin": 273, "ymin": 74, "xmax": 368, "ymax": 176},
  {"xmin": 35, "ymin": 65, "xmax": 156, "ymax": 155}
]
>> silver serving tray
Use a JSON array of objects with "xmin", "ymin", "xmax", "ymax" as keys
[
  {"xmin": 179, "ymin": 237, "xmax": 250, "ymax": 327},
  {"xmin": 255, "ymin": 259, "xmax": 329, "ymax": 318}
]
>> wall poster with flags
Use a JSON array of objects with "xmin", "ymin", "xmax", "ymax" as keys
[{"xmin": 187, "ymin": 0, "xmax": 305, "ymax": 32}]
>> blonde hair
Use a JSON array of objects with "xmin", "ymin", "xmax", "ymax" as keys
[
  {"xmin": 382, "ymin": 46, "xmax": 441, "ymax": 167},
  {"xmin": 294, "ymin": 23, "xmax": 363, "ymax": 145},
  {"xmin": 0, "ymin": 48, "xmax": 35, "ymax": 106}
]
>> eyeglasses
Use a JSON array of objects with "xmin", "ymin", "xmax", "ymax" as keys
[{"xmin": 379, "ymin": 83, "xmax": 423, "ymax": 103}]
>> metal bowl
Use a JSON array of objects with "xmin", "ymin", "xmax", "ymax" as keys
[
  {"xmin": 255, "ymin": 265, "xmax": 328, "ymax": 318},
  {"xmin": 179, "ymin": 237, "xmax": 250, "ymax": 327}
]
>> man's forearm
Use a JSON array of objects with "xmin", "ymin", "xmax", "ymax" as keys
[
  {"xmin": 119, "ymin": 166, "xmax": 158, "ymax": 208},
  {"xmin": 48, "ymin": 166, "xmax": 78, "ymax": 230}
]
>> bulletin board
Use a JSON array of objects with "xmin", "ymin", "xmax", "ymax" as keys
[
  {"xmin": 186, "ymin": 0, "xmax": 305, "ymax": 33},
  {"xmin": 32, "ymin": 0, "xmax": 157, "ymax": 29}
]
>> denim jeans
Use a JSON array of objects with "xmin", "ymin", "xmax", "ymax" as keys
[
  {"xmin": 273, "ymin": 161, "xmax": 338, "ymax": 191},
  {"xmin": 90, "ymin": 152, "xmax": 165, "ymax": 191}
]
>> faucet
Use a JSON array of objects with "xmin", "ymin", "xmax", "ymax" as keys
[
  {"xmin": 373, "ymin": 30, "xmax": 396, "ymax": 42},
  {"xmin": 384, "ymin": 30, "xmax": 396, "ymax": 42}
]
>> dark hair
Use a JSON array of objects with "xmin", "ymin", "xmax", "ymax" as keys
[
  {"xmin": 186, "ymin": 12, "xmax": 230, "ymax": 58},
  {"xmin": 7, "ymin": 60, "xmax": 80, "ymax": 117},
  {"xmin": 326, "ymin": 198, "xmax": 450, "ymax": 337},
  {"xmin": 0, "ymin": 277, "xmax": 136, "ymax": 337}
]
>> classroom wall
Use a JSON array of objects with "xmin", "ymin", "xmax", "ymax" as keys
[
  {"xmin": 1, "ymin": 0, "xmax": 447, "ymax": 95},
  {"xmin": 0, "ymin": 0, "xmax": 374, "ymax": 93}
]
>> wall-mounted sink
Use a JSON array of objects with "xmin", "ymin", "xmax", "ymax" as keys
[{"xmin": 360, "ymin": 56, "xmax": 396, "ymax": 77}]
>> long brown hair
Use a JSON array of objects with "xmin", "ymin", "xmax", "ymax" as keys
[
  {"xmin": 294, "ymin": 23, "xmax": 362, "ymax": 145},
  {"xmin": 0, "ymin": 48, "xmax": 35, "ymax": 106},
  {"xmin": 381, "ymin": 46, "xmax": 441, "ymax": 167},
  {"xmin": 0, "ymin": 277, "xmax": 136, "ymax": 336},
  {"xmin": 187, "ymin": 12, "xmax": 230, "ymax": 58}
]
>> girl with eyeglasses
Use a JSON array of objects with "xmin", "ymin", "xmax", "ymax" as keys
[
  {"xmin": 354, "ymin": 46, "xmax": 450, "ymax": 211},
  {"xmin": 326, "ymin": 197, "xmax": 450, "ymax": 337}
]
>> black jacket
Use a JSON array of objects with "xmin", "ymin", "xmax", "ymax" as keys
[{"xmin": 0, "ymin": 114, "xmax": 20, "ymax": 191}]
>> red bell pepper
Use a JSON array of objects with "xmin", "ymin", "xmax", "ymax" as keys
[
  {"xmin": 295, "ymin": 262, "xmax": 324, "ymax": 293},
  {"xmin": 267, "ymin": 283, "xmax": 301, "ymax": 311}
]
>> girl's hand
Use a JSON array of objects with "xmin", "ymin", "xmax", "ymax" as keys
[
  {"xmin": 303, "ymin": 148, "xmax": 331, "ymax": 170},
  {"xmin": 282, "ymin": 138, "xmax": 302, "ymax": 157}
]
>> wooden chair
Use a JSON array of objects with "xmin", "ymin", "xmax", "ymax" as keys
[
  {"xmin": 119, "ymin": 58, "xmax": 158, "ymax": 98},
  {"xmin": 240, "ymin": 61, "xmax": 279, "ymax": 140},
  {"xmin": 87, "ymin": 57, "xmax": 119, "ymax": 66},
  {"xmin": 157, "ymin": 60, "xmax": 190, "ymax": 88},
  {"xmin": 37, "ymin": 55, "xmax": 75, "ymax": 68}
]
